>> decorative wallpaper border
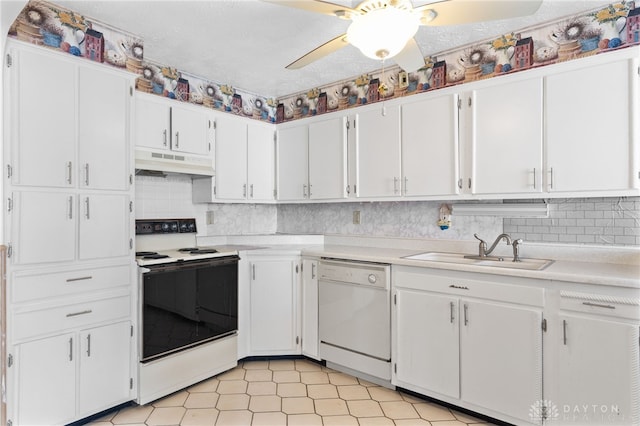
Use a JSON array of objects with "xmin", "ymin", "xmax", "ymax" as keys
[{"xmin": 10, "ymin": 1, "xmax": 639, "ymax": 125}]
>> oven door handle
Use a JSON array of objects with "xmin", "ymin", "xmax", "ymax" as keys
[{"xmin": 143, "ymin": 256, "xmax": 240, "ymax": 273}]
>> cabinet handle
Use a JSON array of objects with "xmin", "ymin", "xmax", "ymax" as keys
[
  {"xmin": 163, "ymin": 129, "xmax": 168, "ymax": 147},
  {"xmin": 66, "ymin": 276, "xmax": 92, "ymax": 282},
  {"xmin": 449, "ymin": 284, "xmax": 469, "ymax": 290},
  {"xmin": 243, "ymin": 184, "xmax": 247, "ymax": 198},
  {"xmin": 250, "ymin": 184, "xmax": 254, "ymax": 198},
  {"xmin": 69, "ymin": 337, "xmax": 73, "ymax": 361},
  {"xmin": 346, "ymin": 185, "xmax": 351, "ymax": 195},
  {"xmin": 303, "ymin": 184, "xmax": 308, "ymax": 198},
  {"xmin": 549, "ymin": 167, "xmax": 554, "ymax": 190},
  {"xmin": 85, "ymin": 197, "xmax": 90, "ymax": 219},
  {"xmin": 562, "ymin": 319, "xmax": 567, "ymax": 345},
  {"xmin": 450, "ymin": 302, "xmax": 455, "ymax": 324},
  {"xmin": 252, "ymin": 264, "xmax": 256, "ymax": 280},
  {"xmin": 463, "ymin": 304, "xmax": 469, "ymax": 326},
  {"xmin": 84, "ymin": 163, "xmax": 90, "ymax": 186},
  {"xmin": 175, "ymin": 131, "xmax": 180, "ymax": 148},
  {"xmin": 582, "ymin": 301, "xmax": 616, "ymax": 310},
  {"xmin": 66, "ymin": 309, "xmax": 92, "ymax": 318},
  {"xmin": 66, "ymin": 161, "xmax": 73, "ymax": 185},
  {"xmin": 467, "ymin": 178, "xmax": 471, "ymax": 189},
  {"xmin": 68, "ymin": 196, "xmax": 73, "ymax": 220},
  {"xmin": 532, "ymin": 168, "xmax": 536, "ymax": 189},
  {"xmin": 86, "ymin": 334, "xmax": 91, "ymax": 357},
  {"xmin": 404, "ymin": 177, "xmax": 408, "ymax": 195},
  {"xmin": 311, "ymin": 263, "xmax": 316, "ymax": 279},
  {"xmin": 458, "ymin": 178, "xmax": 463, "ymax": 189},
  {"xmin": 393, "ymin": 177, "xmax": 399, "ymax": 194}
]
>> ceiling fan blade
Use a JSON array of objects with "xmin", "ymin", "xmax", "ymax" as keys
[
  {"xmin": 286, "ymin": 34, "xmax": 350, "ymax": 69},
  {"xmin": 415, "ymin": 0, "xmax": 543, "ymax": 26},
  {"xmin": 261, "ymin": 0, "xmax": 356, "ymax": 18},
  {"xmin": 393, "ymin": 37, "xmax": 425, "ymax": 72}
]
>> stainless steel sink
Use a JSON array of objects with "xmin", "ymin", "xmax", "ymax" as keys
[{"xmin": 402, "ymin": 251, "xmax": 554, "ymax": 271}]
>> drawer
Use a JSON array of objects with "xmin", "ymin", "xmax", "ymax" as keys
[
  {"xmin": 393, "ymin": 266, "xmax": 545, "ymax": 307},
  {"xmin": 11, "ymin": 264, "xmax": 131, "ymax": 303},
  {"xmin": 12, "ymin": 295, "xmax": 131, "ymax": 342},
  {"xmin": 560, "ymin": 291, "xmax": 640, "ymax": 320}
]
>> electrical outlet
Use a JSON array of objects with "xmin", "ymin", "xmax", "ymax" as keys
[
  {"xmin": 206, "ymin": 211, "xmax": 215, "ymax": 225},
  {"xmin": 353, "ymin": 210, "xmax": 361, "ymax": 225}
]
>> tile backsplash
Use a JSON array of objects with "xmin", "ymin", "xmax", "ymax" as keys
[{"xmin": 135, "ymin": 175, "xmax": 639, "ymax": 246}]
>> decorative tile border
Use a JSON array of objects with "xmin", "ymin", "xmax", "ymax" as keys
[{"xmin": 10, "ymin": 1, "xmax": 639, "ymax": 125}]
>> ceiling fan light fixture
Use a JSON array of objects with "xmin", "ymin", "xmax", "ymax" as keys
[{"xmin": 346, "ymin": 6, "xmax": 420, "ymax": 60}]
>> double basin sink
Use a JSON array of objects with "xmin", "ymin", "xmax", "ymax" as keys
[{"xmin": 403, "ymin": 251, "xmax": 554, "ymax": 271}]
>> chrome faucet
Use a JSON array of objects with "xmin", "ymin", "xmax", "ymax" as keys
[{"xmin": 473, "ymin": 233, "xmax": 513, "ymax": 257}]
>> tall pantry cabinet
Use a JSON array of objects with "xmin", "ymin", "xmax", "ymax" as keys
[{"xmin": 3, "ymin": 41, "xmax": 136, "ymax": 425}]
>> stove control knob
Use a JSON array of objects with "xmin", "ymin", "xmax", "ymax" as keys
[
  {"xmin": 161, "ymin": 223, "xmax": 170, "ymax": 232},
  {"xmin": 368, "ymin": 274, "xmax": 377, "ymax": 284},
  {"xmin": 170, "ymin": 222, "xmax": 178, "ymax": 232}
]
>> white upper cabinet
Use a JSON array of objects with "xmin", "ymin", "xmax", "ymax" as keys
[
  {"xmin": 471, "ymin": 77, "xmax": 544, "ymax": 195},
  {"xmin": 355, "ymin": 105, "xmax": 402, "ymax": 197},
  {"xmin": 78, "ymin": 66, "xmax": 131, "ymax": 191},
  {"xmin": 401, "ymin": 94, "xmax": 459, "ymax": 197},
  {"xmin": 134, "ymin": 95, "xmax": 171, "ymax": 150},
  {"xmin": 215, "ymin": 116, "xmax": 248, "ymax": 200},
  {"xmin": 545, "ymin": 58, "xmax": 637, "ymax": 193},
  {"xmin": 134, "ymin": 92, "xmax": 210, "ymax": 156},
  {"xmin": 308, "ymin": 116, "xmax": 347, "ymax": 199},
  {"xmin": 171, "ymin": 104, "xmax": 210, "ymax": 155},
  {"xmin": 277, "ymin": 124, "xmax": 309, "ymax": 201},
  {"xmin": 11, "ymin": 48, "xmax": 76, "ymax": 188},
  {"xmin": 247, "ymin": 123, "xmax": 275, "ymax": 201}
]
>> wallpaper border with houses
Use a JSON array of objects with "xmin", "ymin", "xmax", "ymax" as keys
[{"xmin": 9, "ymin": 1, "xmax": 640, "ymax": 124}]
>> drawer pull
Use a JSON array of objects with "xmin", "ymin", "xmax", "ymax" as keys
[
  {"xmin": 450, "ymin": 302, "xmax": 455, "ymax": 324},
  {"xmin": 66, "ymin": 276, "xmax": 93, "ymax": 283},
  {"xmin": 449, "ymin": 285, "xmax": 469, "ymax": 290},
  {"xmin": 66, "ymin": 309, "xmax": 92, "ymax": 318},
  {"xmin": 463, "ymin": 303, "xmax": 469, "ymax": 326},
  {"xmin": 563, "ymin": 319, "xmax": 568, "ymax": 345},
  {"xmin": 86, "ymin": 334, "xmax": 91, "ymax": 357},
  {"xmin": 582, "ymin": 301, "xmax": 615, "ymax": 310},
  {"xmin": 69, "ymin": 337, "xmax": 73, "ymax": 361}
]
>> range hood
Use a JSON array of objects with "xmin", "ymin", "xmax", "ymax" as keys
[{"xmin": 135, "ymin": 149, "xmax": 214, "ymax": 177}]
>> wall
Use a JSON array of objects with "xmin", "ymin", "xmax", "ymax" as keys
[{"xmin": 135, "ymin": 175, "xmax": 639, "ymax": 246}]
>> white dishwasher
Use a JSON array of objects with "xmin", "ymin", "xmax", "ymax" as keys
[{"xmin": 318, "ymin": 258, "xmax": 391, "ymax": 383}]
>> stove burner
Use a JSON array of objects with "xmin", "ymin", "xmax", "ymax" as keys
[
  {"xmin": 178, "ymin": 247, "xmax": 199, "ymax": 252},
  {"xmin": 143, "ymin": 254, "xmax": 170, "ymax": 260},
  {"xmin": 136, "ymin": 251, "xmax": 158, "ymax": 257}
]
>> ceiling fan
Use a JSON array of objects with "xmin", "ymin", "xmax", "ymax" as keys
[{"xmin": 263, "ymin": 0, "xmax": 543, "ymax": 72}]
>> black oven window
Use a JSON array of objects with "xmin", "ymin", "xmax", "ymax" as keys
[{"xmin": 142, "ymin": 259, "xmax": 238, "ymax": 361}]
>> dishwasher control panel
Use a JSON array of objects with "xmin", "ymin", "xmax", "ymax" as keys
[{"xmin": 318, "ymin": 258, "xmax": 390, "ymax": 289}]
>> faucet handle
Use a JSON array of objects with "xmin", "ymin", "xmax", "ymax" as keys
[{"xmin": 473, "ymin": 233, "xmax": 486, "ymax": 243}]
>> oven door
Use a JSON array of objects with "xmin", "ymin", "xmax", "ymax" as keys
[{"xmin": 140, "ymin": 255, "xmax": 239, "ymax": 362}]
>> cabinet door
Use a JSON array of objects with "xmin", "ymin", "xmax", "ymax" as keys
[
  {"xmin": 473, "ymin": 78, "xmax": 543, "ymax": 194},
  {"xmin": 301, "ymin": 259, "xmax": 319, "ymax": 360},
  {"xmin": 394, "ymin": 289, "xmax": 459, "ymax": 398},
  {"xmin": 79, "ymin": 194, "xmax": 130, "ymax": 260},
  {"xmin": 546, "ymin": 59, "xmax": 634, "ymax": 192},
  {"xmin": 247, "ymin": 124, "xmax": 275, "ymax": 201},
  {"xmin": 12, "ymin": 191, "xmax": 76, "ymax": 265},
  {"xmin": 401, "ymin": 95, "xmax": 459, "ymax": 197},
  {"xmin": 250, "ymin": 259, "xmax": 298, "ymax": 354},
  {"xmin": 215, "ymin": 117, "xmax": 248, "ymax": 200},
  {"xmin": 79, "ymin": 321, "xmax": 131, "ymax": 416},
  {"xmin": 460, "ymin": 300, "xmax": 542, "ymax": 424},
  {"xmin": 276, "ymin": 125, "xmax": 309, "ymax": 200},
  {"xmin": 556, "ymin": 314, "xmax": 639, "ymax": 424},
  {"xmin": 308, "ymin": 116, "xmax": 347, "ymax": 199},
  {"xmin": 16, "ymin": 333, "xmax": 76, "ymax": 425},
  {"xmin": 134, "ymin": 94, "xmax": 171, "ymax": 150},
  {"xmin": 171, "ymin": 105, "xmax": 210, "ymax": 155},
  {"xmin": 356, "ymin": 106, "xmax": 401, "ymax": 197},
  {"xmin": 78, "ymin": 66, "xmax": 130, "ymax": 191},
  {"xmin": 13, "ymin": 48, "xmax": 75, "ymax": 188}
]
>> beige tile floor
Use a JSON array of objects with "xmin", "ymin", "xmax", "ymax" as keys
[{"xmin": 90, "ymin": 359, "xmax": 497, "ymax": 426}]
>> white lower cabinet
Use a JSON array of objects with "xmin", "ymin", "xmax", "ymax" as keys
[
  {"xmin": 246, "ymin": 254, "xmax": 301, "ymax": 355},
  {"xmin": 548, "ymin": 291, "xmax": 640, "ymax": 425},
  {"xmin": 301, "ymin": 258, "xmax": 319, "ymax": 360},
  {"xmin": 393, "ymin": 266, "xmax": 544, "ymax": 425},
  {"xmin": 15, "ymin": 321, "xmax": 132, "ymax": 425}
]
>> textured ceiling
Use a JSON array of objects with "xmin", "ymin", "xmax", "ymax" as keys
[{"xmin": 56, "ymin": 0, "xmax": 611, "ymax": 98}]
